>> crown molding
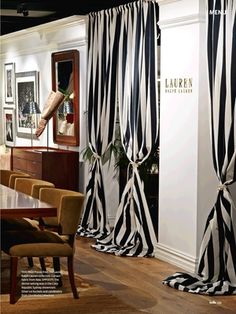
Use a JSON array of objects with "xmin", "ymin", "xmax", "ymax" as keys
[
  {"xmin": 0, "ymin": 15, "xmax": 87, "ymax": 43},
  {"xmin": 57, "ymin": 38, "xmax": 87, "ymax": 50},
  {"xmin": 0, "ymin": 15, "xmax": 87, "ymax": 59},
  {"xmin": 158, "ymin": 13, "xmax": 206, "ymax": 29}
]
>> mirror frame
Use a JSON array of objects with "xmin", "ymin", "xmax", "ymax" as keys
[{"xmin": 52, "ymin": 50, "xmax": 80, "ymax": 146}]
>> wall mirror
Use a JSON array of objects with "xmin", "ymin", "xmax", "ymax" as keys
[{"xmin": 52, "ymin": 50, "xmax": 79, "ymax": 146}]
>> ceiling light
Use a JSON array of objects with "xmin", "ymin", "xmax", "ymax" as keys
[{"xmin": 17, "ymin": 3, "xmax": 29, "ymax": 17}]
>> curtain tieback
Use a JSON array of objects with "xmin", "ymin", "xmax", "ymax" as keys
[
  {"xmin": 217, "ymin": 179, "xmax": 232, "ymax": 191},
  {"xmin": 126, "ymin": 161, "xmax": 140, "ymax": 182},
  {"xmin": 218, "ymin": 183, "xmax": 227, "ymax": 191},
  {"xmin": 93, "ymin": 153, "xmax": 101, "ymax": 160},
  {"xmin": 130, "ymin": 161, "xmax": 139, "ymax": 169}
]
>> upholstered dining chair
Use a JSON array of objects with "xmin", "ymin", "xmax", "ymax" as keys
[
  {"xmin": 14, "ymin": 177, "xmax": 55, "ymax": 199},
  {"xmin": 0, "ymin": 169, "xmax": 31, "ymax": 188},
  {"xmin": 1, "ymin": 188, "xmax": 84, "ymax": 304},
  {"xmin": 1, "ymin": 178, "xmax": 55, "ymax": 268},
  {"xmin": 1, "ymin": 178, "xmax": 55, "ymax": 232}
]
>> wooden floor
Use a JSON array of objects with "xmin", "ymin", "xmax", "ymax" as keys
[
  {"xmin": 73, "ymin": 237, "xmax": 236, "ymax": 314},
  {"xmin": 1, "ymin": 236, "xmax": 236, "ymax": 313}
]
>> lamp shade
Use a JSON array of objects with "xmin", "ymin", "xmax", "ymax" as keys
[
  {"xmin": 22, "ymin": 101, "xmax": 41, "ymax": 115},
  {"xmin": 58, "ymin": 100, "xmax": 73, "ymax": 114}
]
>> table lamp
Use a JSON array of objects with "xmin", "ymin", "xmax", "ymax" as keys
[
  {"xmin": 22, "ymin": 101, "xmax": 41, "ymax": 146},
  {"xmin": 58, "ymin": 99, "xmax": 73, "ymax": 115}
]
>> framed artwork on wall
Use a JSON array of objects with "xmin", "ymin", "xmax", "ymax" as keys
[
  {"xmin": 15, "ymin": 71, "xmax": 40, "ymax": 139},
  {"xmin": 4, "ymin": 62, "xmax": 15, "ymax": 104},
  {"xmin": 4, "ymin": 108, "xmax": 16, "ymax": 147}
]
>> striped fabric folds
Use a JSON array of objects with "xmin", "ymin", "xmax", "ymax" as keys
[
  {"xmin": 163, "ymin": 0, "xmax": 236, "ymax": 295},
  {"xmin": 93, "ymin": 0, "xmax": 159, "ymax": 256},
  {"xmin": 77, "ymin": 10, "xmax": 121, "ymax": 238}
]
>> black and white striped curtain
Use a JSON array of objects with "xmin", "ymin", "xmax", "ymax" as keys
[
  {"xmin": 77, "ymin": 10, "xmax": 121, "ymax": 238},
  {"xmin": 163, "ymin": 0, "xmax": 236, "ymax": 295},
  {"xmin": 93, "ymin": 0, "xmax": 159, "ymax": 256}
]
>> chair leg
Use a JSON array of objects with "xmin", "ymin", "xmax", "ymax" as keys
[
  {"xmin": 27, "ymin": 257, "xmax": 34, "ymax": 267},
  {"xmin": 53, "ymin": 257, "xmax": 62, "ymax": 287},
  {"xmin": 39, "ymin": 257, "xmax": 47, "ymax": 271},
  {"xmin": 10, "ymin": 256, "xmax": 18, "ymax": 304},
  {"xmin": 67, "ymin": 256, "xmax": 79, "ymax": 299}
]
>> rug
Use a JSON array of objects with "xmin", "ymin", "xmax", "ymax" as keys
[{"xmin": 1, "ymin": 253, "xmax": 143, "ymax": 314}]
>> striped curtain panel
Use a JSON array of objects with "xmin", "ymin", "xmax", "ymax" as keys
[
  {"xmin": 93, "ymin": 0, "xmax": 159, "ymax": 256},
  {"xmin": 77, "ymin": 10, "xmax": 121, "ymax": 238},
  {"xmin": 163, "ymin": 0, "xmax": 236, "ymax": 295}
]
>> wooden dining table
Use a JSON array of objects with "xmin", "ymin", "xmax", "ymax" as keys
[{"xmin": 0, "ymin": 184, "xmax": 57, "ymax": 219}]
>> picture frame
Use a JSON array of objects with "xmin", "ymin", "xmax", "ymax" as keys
[
  {"xmin": 4, "ymin": 108, "xmax": 16, "ymax": 147},
  {"xmin": 4, "ymin": 62, "xmax": 15, "ymax": 104},
  {"xmin": 15, "ymin": 71, "xmax": 40, "ymax": 139}
]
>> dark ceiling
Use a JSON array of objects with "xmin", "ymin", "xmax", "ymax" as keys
[{"xmin": 1, "ymin": 0, "xmax": 137, "ymax": 35}]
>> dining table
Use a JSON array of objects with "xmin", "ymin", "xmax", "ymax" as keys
[{"xmin": 0, "ymin": 184, "xmax": 57, "ymax": 219}]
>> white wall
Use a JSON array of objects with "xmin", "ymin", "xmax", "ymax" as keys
[
  {"xmin": 0, "ymin": 16, "xmax": 119, "ymax": 224},
  {"xmin": 0, "ymin": 16, "xmax": 87, "ymax": 153},
  {"xmin": 0, "ymin": 16, "xmax": 87, "ymax": 191},
  {"xmin": 156, "ymin": 0, "xmax": 218, "ymax": 272}
]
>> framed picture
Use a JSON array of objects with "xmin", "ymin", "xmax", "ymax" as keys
[
  {"xmin": 4, "ymin": 62, "xmax": 15, "ymax": 104},
  {"xmin": 4, "ymin": 108, "xmax": 16, "ymax": 146},
  {"xmin": 15, "ymin": 71, "xmax": 40, "ymax": 139}
]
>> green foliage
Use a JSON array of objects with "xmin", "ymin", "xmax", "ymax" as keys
[
  {"xmin": 82, "ymin": 145, "xmax": 96, "ymax": 164},
  {"xmin": 82, "ymin": 110, "xmax": 159, "ymax": 180},
  {"xmin": 82, "ymin": 137, "xmax": 159, "ymax": 182},
  {"xmin": 109, "ymin": 137, "xmax": 159, "ymax": 182}
]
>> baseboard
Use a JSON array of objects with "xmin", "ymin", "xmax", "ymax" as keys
[{"xmin": 155, "ymin": 243, "xmax": 199, "ymax": 273}]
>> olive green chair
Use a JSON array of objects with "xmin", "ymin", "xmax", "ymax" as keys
[
  {"xmin": 0, "ymin": 169, "xmax": 31, "ymax": 188},
  {"xmin": 1, "ymin": 178, "xmax": 55, "ymax": 269},
  {"xmin": 14, "ymin": 177, "xmax": 55, "ymax": 199},
  {"xmin": 1, "ymin": 188, "xmax": 84, "ymax": 304},
  {"xmin": 1, "ymin": 178, "xmax": 55, "ymax": 232}
]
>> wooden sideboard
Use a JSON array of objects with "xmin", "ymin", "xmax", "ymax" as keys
[{"xmin": 11, "ymin": 147, "xmax": 79, "ymax": 191}]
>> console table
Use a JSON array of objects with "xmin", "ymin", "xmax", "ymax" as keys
[{"xmin": 11, "ymin": 147, "xmax": 79, "ymax": 191}]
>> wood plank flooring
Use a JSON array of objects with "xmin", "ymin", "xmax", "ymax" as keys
[
  {"xmin": 1, "ymin": 236, "xmax": 236, "ymax": 313},
  {"xmin": 71, "ymin": 237, "xmax": 236, "ymax": 314}
]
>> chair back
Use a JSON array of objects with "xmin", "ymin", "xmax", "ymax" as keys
[
  {"xmin": 39, "ymin": 188, "xmax": 84, "ymax": 235},
  {"xmin": 9, "ymin": 173, "xmax": 32, "ymax": 189},
  {"xmin": 0, "ymin": 169, "xmax": 31, "ymax": 188},
  {"xmin": 15, "ymin": 178, "xmax": 55, "ymax": 199}
]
